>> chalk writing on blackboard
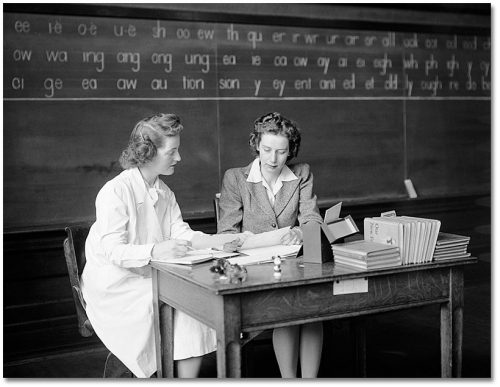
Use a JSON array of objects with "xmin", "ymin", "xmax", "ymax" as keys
[{"xmin": 4, "ymin": 13, "xmax": 491, "ymax": 100}]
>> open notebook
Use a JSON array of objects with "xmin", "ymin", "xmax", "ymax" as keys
[
  {"xmin": 152, "ymin": 226, "xmax": 301, "ymax": 266},
  {"xmin": 151, "ymin": 250, "xmax": 239, "ymax": 265},
  {"xmin": 227, "ymin": 244, "xmax": 302, "ymax": 266}
]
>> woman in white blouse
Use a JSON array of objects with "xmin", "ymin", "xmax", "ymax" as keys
[{"xmin": 81, "ymin": 113, "xmax": 246, "ymax": 378}]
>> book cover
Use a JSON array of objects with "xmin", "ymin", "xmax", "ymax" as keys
[
  {"xmin": 324, "ymin": 215, "xmax": 359, "ymax": 243},
  {"xmin": 366, "ymin": 217, "xmax": 409, "ymax": 264},
  {"xmin": 334, "ymin": 252, "xmax": 400, "ymax": 263},
  {"xmin": 335, "ymin": 255, "xmax": 401, "ymax": 269},
  {"xmin": 435, "ymin": 242, "xmax": 469, "ymax": 250},
  {"xmin": 434, "ymin": 252, "xmax": 471, "ymax": 261},
  {"xmin": 434, "ymin": 250, "xmax": 470, "ymax": 258},
  {"xmin": 434, "ymin": 246, "xmax": 468, "ymax": 256},
  {"xmin": 364, "ymin": 217, "xmax": 404, "ymax": 253},
  {"xmin": 331, "ymin": 240, "xmax": 399, "ymax": 257},
  {"xmin": 332, "ymin": 248, "xmax": 400, "ymax": 261},
  {"xmin": 436, "ymin": 232, "xmax": 471, "ymax": 246}
]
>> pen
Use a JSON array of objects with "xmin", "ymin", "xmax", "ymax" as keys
[{"xmin": 257, "ymin": 257, "xmax": 286, "ymax": 265}]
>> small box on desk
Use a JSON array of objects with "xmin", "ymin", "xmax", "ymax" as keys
[{"xmin": 302, "ymin": 203, "xmax": 360, "ymax": 264}]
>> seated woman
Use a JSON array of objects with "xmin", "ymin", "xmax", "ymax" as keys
[
  {"xmin": 217, "ymin": 112, "xmax": 324, "ymax": 377},
  {"xmin": 81, "ymin": 113, "xmax": 247, "ymax": 378}
]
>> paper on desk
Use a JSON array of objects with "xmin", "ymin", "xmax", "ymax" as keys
[
  {"xmin": 241, "ymin": 226, "xmax": 291, "ymax": 249},
  {"xmin": 333, "ymin": 278, "xmax": 368, "ymax": 295},
  {"xmin": 186, "ymin": 250, "xmax": 238, "ymax": 259},
  {"xmin": 151, "ymin": 249, "xmax": 238, "ymax": 265},
  {"xmin": 228, "ymin": 244, "xmax": 301, "ymax": 266},
  {"xmin": 324, "ymin": 202, "xmax": 342, "ymax": 223}
]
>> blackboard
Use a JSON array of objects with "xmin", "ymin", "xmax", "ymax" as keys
[{"xmin": 3, "ymin": 6, "xmax": 491, "ymax": 229}]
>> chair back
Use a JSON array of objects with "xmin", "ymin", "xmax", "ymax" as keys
[
  {"xmin": 214, "ymin": 192, "xmax": 221, "ymax": 225},
  {"xmin": 63, "ymin": 223, "xmax": 94, "ymax": 337}
]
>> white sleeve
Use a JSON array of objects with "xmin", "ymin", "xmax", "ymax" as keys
[
  {"xmin": 166, "ymin": 190, "xmax": 247, "ymax": 249},
  {"xmin": 168, "ymin": 191, "xmax": 204, "ymax": 241},
  {"xmin": 95, "ymin": 183, "xmax": 154, "ymax": 268}
]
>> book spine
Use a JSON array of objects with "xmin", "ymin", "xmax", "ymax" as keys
[{"xmin": 332, "ymin": 249, "xmax": 368, "ymax": 261}]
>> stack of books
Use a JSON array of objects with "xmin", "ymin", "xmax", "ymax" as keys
[
  {"xmin": 433, "ymin": 232, "xmax": 471, "ymax": 261},
  {"xmin": 364, "ymin": 216, "xmax": 441, "ymax": 265},
  {"xmin": 332, "ymin": 240, "xmax": 401, "ymax": 270}
]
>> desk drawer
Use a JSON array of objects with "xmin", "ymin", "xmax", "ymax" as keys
[{"xmin": 240, "ymin": 268, "xmax": 451, "ymax": 330}]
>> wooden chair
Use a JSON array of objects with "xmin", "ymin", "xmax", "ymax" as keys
[
  {"xmin": 63, "ymin": 223, "xmax": 94, "ymax": 338},
  {"xmin": 63, "ymin": 223, "xmax": 133, "ymax": 378}
]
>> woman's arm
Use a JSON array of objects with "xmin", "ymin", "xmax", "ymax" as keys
[
  {"xmin": 217, "ymin": 169, "xmax": 244, "ymax": 234},
  {"xmin": 191, "ymin": 233, "xmax": 249, "ymax": 250},
  {"xmin": 166, "ymin": 188, "xmax": 250, "ymax": 250},
  {"xmin": 95, "ymin": 184, "xmax": 154, "ymax": 268},
  {"xmin": 297, "ymin": 164, "xmax": 323, "ymax": 226}
]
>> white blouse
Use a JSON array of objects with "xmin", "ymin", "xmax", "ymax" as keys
[{"xmin": 246, "ymin": 158, "xmax": 298, "ymax": 206}]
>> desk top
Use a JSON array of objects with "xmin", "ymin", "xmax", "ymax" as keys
[{"xmin": 150, "ymin": 256, "xmax": 476, "ymax": 296}]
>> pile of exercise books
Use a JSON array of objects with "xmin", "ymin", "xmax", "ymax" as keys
[
  {"xmin": 331, "ymin": 240, "xmax": 401, "ymax": 270},
  {"xmin": 364, "ymin": 216, "xmax": 441, "ymax": 265},
  {"xmin": 433, "ymin": 232, "xmax": 471, "ymax": 261}
]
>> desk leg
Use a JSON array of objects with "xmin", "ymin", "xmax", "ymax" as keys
[
  {"xmin": 152, "ymin": 270, "xmax": 175, "ymax": 378},
  {"xmin": 152, "ymin": 269, "xmax": 163, "ymax": 378},
  {"xmin": 160, "ymin": 303, "xmax": 175, "ymax": 377},
  {"xmin": 216, "ymin": 296, "xmax": 242, "ymax": 378},
  {"xmin": 440, "ymin": 267, "xmax": 464, "ymax": 378},
  {"xmin": 350, "ymin": 317, "xmax": 367, "ymax": 377}
]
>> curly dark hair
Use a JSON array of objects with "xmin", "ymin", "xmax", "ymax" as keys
[
  {"xmin": 119, "ymin": 113, "xmax": 183, "ymax": 169},
  {"xmin": 249, "ymin": 112, "xmax": 301, "ymax": 162}
]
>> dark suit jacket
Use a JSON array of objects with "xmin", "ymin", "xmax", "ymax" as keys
[{"xmin": 217, "ymin": 161, "xmax": 323, "ymax": 234}]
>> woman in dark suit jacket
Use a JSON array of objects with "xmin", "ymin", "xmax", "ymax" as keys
[{"xmin": 218, "ymin": 112, "xmax": 324, "ymax": 378}]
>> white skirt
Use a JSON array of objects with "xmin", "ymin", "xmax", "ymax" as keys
[
  {"xmin": 174, "ymin": 310, "xmax": 217, "ymax": 360},
  {"xmin": 82, "ymin": 263, "xmax": 216, "ymax": 377}
]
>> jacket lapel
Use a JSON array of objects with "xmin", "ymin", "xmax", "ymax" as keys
[
  {"xmin": 246, "ymin": 181, "xmax": 275, "ymax": 216},
  {"xmin": 243, "ymin": 163, "xmax": 275, "ymax": 217},
  {"xmin": 274, "ymin": 179, "xmax": 300, "ymax": 218}
]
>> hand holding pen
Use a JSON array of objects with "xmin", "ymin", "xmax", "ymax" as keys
[{"xmin": 151, "ymin": 239, "xmax": 192, "ymax": 260}]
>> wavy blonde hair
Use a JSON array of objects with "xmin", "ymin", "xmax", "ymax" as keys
[{"xmin": 119, "ymin": 113, "xmax": 183, "ymax": 169}]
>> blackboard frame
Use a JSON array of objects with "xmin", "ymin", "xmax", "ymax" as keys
[{"xmin": 4, "ymin": 3, "xmax": 490, "ymax": 35}]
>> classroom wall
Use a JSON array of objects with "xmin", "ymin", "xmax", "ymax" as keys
[
  {"xmin": 3, "ymin": 3, "xmax": 491, "ymax": 230},
  {"xmin": 2, "ymin": 4, "xmax": 491, "ymax": 366}
]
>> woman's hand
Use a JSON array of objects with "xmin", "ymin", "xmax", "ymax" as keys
[
  {"xmin": 222, "ymin": 231, "xmax": 254, "ymax": 252},
  {"xmin": 280, "ymin": 227, "xmax": 303, "ymax": 245},
  {"xmin": 151, "ymin": 239, "xmax": 191, "ymax": 260},
  {"xmin": 222, "ymin": 238, "xmax": 244, "ymax": 252}
]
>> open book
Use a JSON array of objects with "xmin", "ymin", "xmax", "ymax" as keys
[
  {"xmin": 228, "ymin": 244, "xmax": 302, "ymax": 266},
  {"xmin": 153, "ymin": 226, "xmax": 299, "ymax": 266},
  {"xmin": 151, "ymin": 249, "xmax": 239, "ymax": 265}
]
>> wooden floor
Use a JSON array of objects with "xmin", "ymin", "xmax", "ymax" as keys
[{"xmin": 4, "ymin": 251, "xmax": 490, "ymax": 379}]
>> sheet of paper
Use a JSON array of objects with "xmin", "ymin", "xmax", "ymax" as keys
[
  {"xmin": 186, "ymin": 250, "xmax": 238, "ymax": 259},
  {"xmin": 324, "ymin": 202, "xmax": 342, "ymax": 223},
  {"xmin": 151, "ymin": 250, "xmax": 238, "ymax": 265},
  {"xmin": 228, "ymin": 244, "xmax": 301, "ymax": 266},
  {"xmin": 241, "ymin": 226, "xmax": 291, "ymax": 249},
  {"xmin": 333, "ymin": 278, "xmax": 368, "ymax": 295}
]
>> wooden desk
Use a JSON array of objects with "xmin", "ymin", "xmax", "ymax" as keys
[{"xmin": 151, "ymin": 256, "xmax": 476, "ymax": 378}]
